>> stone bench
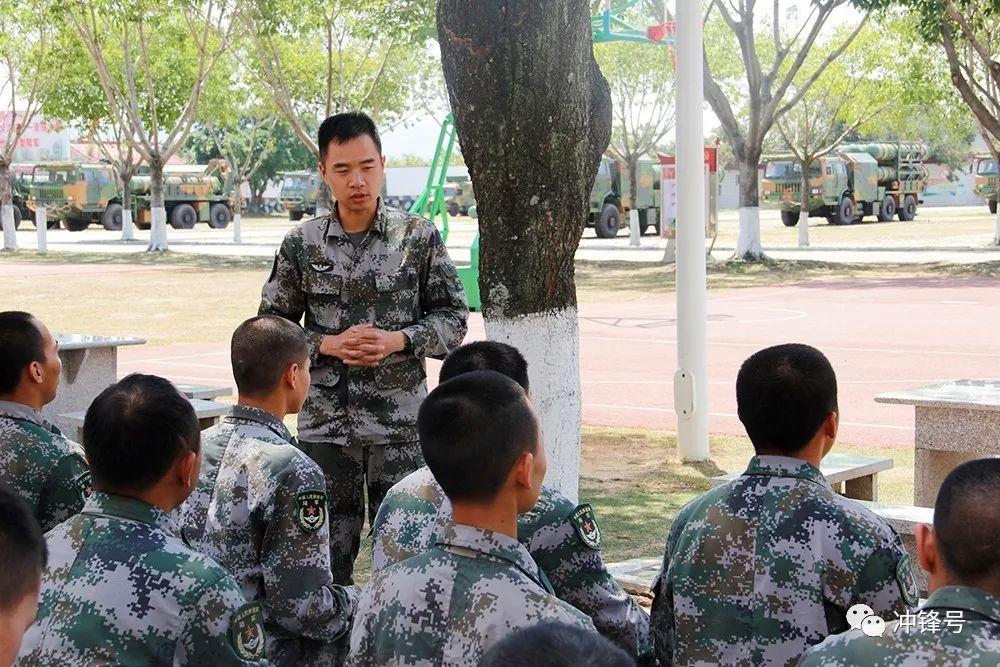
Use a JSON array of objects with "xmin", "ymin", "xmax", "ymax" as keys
[
  {"xmin": 60, "ymin": 398, "xmax": 231, "ymax": 441},
  {"xmin": 173, "ymin": 384, "xmax": 233, "ymax": 400},
  {"xmin": 710, "ymin": 453, "xmax": 893, "ymax": 501}
]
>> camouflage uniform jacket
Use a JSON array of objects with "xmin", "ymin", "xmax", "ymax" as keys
[
  {"xmin": 799, "ymin": 586, "xmax": 1000, "ymax": 666},
  {"xmin": 349, "ymin": 522, "xmax": 596, "ymax": 666},
  {"xmin": 181, "ymin": 405, "xmax": 357, "ymax": 666},
  {"xmin": 258, "ymin": 201, "xmax": 469, "ymax": 446},
  {"xmin": 0, "ymin": 399, "xmax": 90, "ymax": 531},
  {"xmin": 650, "ymin": 455, "xmax": 916, "ymax": 667},
  {"xmin": 371, "ymin": 466, "xmax": 652, "ymax": 662},
  {"xmin": 18, "ymin": 492, "xmax": 267, "ymax": 666}
]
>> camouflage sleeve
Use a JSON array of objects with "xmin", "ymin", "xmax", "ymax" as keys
[
  {"xmin": 525, "ymin": 500, "xmax": 652, "ymax": 662},
  {"xmin": 849, "ymin": 526, "xmax": 917, "ymax": 619},
  {"xmin": 178, "ymin": 573, "xmax": 268, "ymax": 666},
  {"xmin": 260, "ymin": 459, "xmax": 356, "ymax": 643},
  {"xmin": 258, "ymin": 233, "xmax": 324, "ymax": 359},
  {"xmin": 401, "ymin": 227, "xmax": 468, "ymax": 360},
  {"xmin": 650, "ymin": 511, "xmax": 689, "ymax": 667},
  {"xmin": 37, "ymin": 450, "xmax": 90, "ymax": 532}
]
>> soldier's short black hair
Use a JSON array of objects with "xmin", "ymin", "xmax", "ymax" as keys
[
  {"xmin": 419, "ymin": 370, "xmax": 538, "ymax": 503},
  {"xmin": 83, "ymin": 374, "xmax": 200, "ymax": 492},
  {"xmin": 0, "ymin": 482, "xmax": 47, "ymax": 610},
  {"xmin": 0, "ymin": 311, "xmax": 45, "ymax": 394},
  {"xmin": 736, "ymin": 344, "xmax": 838, "ymax": 455},
  {"xmin": 439, "ymin": 341, "xmax": 530, "ymax": 392},
  {"xmin": 934, "ymin": 458, "xmax": 1000, "ymax": 584},
  {"xmin": 478, "ymin": 622, "xmax": 635, "ymax": 667},
  {"xmin": 231, "ymin": 315, "xmax": 308, "ymax": 398},
  {"xmin": 318, "ymin": 111, "xmax": 382, "ymax": 160}
]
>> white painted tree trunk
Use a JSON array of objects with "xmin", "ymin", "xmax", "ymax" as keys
[
  {"xmin": 121, "ymin": 208, "xmax": 135, "ymax": 241},
  {"xmin": 484, "ymin": 308, "xmax": 581, "ymax": 502},
  {"xmin": 994, "ymin": 205, "xmax": 1000, "ymax": 245},
  {"xmin": 36, "ymin": 207, "xmax": 47, "ymax": 254},
  {"xmin": 147, "ymin": 206, "xmax": 168, "ymax": 251},
  {"xmin": 735, "ymin": 206, "xmax": 762, "ymax": 258},
  {"xmin": 662, "ymin": 236, "xmax": 676, "ymax": 263},
  {"xmin": 628, "ymin": 209, "xmax": 641, "ymax": 247},
  {"xmin": 798, "ymin": 210, "xmax": 810, "ymax": 247},
  {"xmin": 233, "ymin": 213, "xmax": 242, "ymax": 244},
  {"xmin": 2, "ymin": 204, "xmax": 16, "ymax": 250}
]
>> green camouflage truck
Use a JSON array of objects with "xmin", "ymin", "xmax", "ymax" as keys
[
  {"xmin": 589, "ymin": 156, "xmax": 661, "ymax": 238},
  {"xmin": 131, "ymin": 161, "xmax": 234, "ymax": 230},
  {"xmin": 7, "ymin": 171, "xmax": 35, "ymax": 229},
  {"xmin": 973, "ymin": 154, "xmax": 998, "ymax": 214},
  {"xmin": 26, "ymin": 163, "xmax": 124, "ymax": 231},
  {"xmin": 444, "ymin": 178, "xmax": 476, "ymax": 217},
  {"xmin": 761, "ymin": 142, "xmax": 927, "ymax": 226},
  {"xmin": 278, "ymin": 171, "xmax": 319, "ymax": 221}
]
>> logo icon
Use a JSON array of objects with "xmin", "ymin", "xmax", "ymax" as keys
[
  {"xmin": 861, "ymin": 615, "xmax": 887, "ymax": 638},
  {"xmin": 846, "ymin": 603, "xmax": 875, "ymax": 630}
]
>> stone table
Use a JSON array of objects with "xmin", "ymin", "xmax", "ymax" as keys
[
  {"xmin": 875, "ymin": 380, "xmax": 1000, "ymax": 506},
  {"xmin": 42, "ymin": 334, "xmax": 146, "ymax": 436}
]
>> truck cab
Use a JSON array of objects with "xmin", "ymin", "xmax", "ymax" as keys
[
  {"xmin": 27, "ymin": 163, "xmax": 121, "ymax": 231},
  {"xmin": 588, "ymin": 157, "xmax": 661, "ymax": 238},
  {"xmin": 973, "ymin": 156, "xmax": 998, "ymax": 214},
  {"xmin": 279, "ymin": 171, "xmax": 319, "ymax": 221}
]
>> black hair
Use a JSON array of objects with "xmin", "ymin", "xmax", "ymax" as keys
[
  {"xmin": 934, "ymin": 458, "xmax": 1000, "ymax": 584},
  {"xmin": 318, "ymin": 111, "xmax": 382, "ymax": 161},
  {"xmin": 0, "ymin": 311, "xmax": 45, "ymax": 394},
  {"xmin": 478, "ymin": 622, "xmax": 635, "ymax": 667},
  {"xmin": 439, "ymin": 341, "xmax": 530, "ymax": 392},
  {"xmin": 735, "ymin": 343, "xmax": 838, "ymax": 455},
  {"xmin": 0, "ymin": 482, "xmax": 47, "ymax": 610},
  {"xmin": 231, "ymin": 315, "xmax": 308, "ymax": 398},
  {"xmin": 83, "ymin": 374, "xmax": 200, "ymax": 492},
  {"xmin": 419, "ymin": 370, "xmax": 538, "ymax": 503}
]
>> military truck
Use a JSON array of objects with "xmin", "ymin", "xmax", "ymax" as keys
[
  {"xmin": 131, "ymin": 161, "xmax": 234, "ymax": 230},
  {"xmin": 761, "ymin": 142, "xmax": 927, "ymax": 226},
  {"xmin": 27, "ymin": 163, "xmax": 124, "ymax": 231},
  {"xmin": 6, "ymin": 171, "xmax": 35, "ymax": 229},
  {"xmin": 279, "ymin": 170, "xmax": 319, "ymax": 221},
  {"xmin": 589, "ymin": 156, "xmax": 661, "ymax": 238},
  {"xmin": 444, "ymin": 178, "xmax": 476, "ymax": 216},
  {"xmin": 973, "ymin": 154, "xmax": 998, "ymax": 214}
]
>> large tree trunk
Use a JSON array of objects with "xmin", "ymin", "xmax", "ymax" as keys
[
  {"xmin": 0, "ymin": 162, "xmax": 16, "ymax": 250},
  {"xmin": 735, "ymin": 150, "xmax": 763, "ymax": 259},
  {"xmin": 439, "ymin": 0, "xmax": 612, "ymax": 501},
  {"xmin": 148, "ymin": 159, "xmax": 168, "ymax": 252},
  {"xmin": 121, "ymin": 167, "xmax": 135, "ymax": 241},
  {"xmin": 799, "ymin": 163, "xmax": 810, "ymax": 247}
]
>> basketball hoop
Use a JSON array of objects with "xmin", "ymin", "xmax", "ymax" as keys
[{"xmin": 645, "ymin": 21, "xmax": 675, "ymax": 44}]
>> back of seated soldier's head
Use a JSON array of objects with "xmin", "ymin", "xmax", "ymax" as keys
[
  {"xmin": 231, "ymin": 315, "xmax": 310, "ymax": 409},
  {"xmin": 920, "ymin": 458, "xmax": 1000, "ymax": 594},
  {"xmin": 83, "ymin": 374, "xmax": 200, "ymax": 503},
  {"xmin": 736, "ymin": 343, "xmax": 838, "ymax": 456},
  {"xmin": 439, "ymin": 341, "xmax": 530, "ymax": 393},
  {"xmin": 0, "ymin": 311, "xmax": 61, "ymax": 406},
  {"xmin": 478, "ymin": 622, "xmax": 635, "ymax": 667},
  {"xmin": 0, "ymin": 483, "xmax": 47, "ymax": 666},
  {"xmin": 419, "ymin": 370, "xmax": 542, "ymax": 510}
]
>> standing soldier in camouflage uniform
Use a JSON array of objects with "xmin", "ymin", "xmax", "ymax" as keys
[
  {"xmin": 17, "ymin": 374, "xmax": 267, "ymax": 666},
  {"xmin": 372, "ymin": 341, "xmax": 652, "ymax": 663},
  {"xmin": 182, "ymin": 316, "xmax": 356, "ymax": 666},
  {"xmin": 0, "ymin": 312, "xmax": 90, "ymax": 532},
  {"xmin": 259, "ymin": 111, "xmax": 468, "ymax": 584},
  {"xmin": 800, "ymin": 458, "xmax": 1000, "ymax": 666},
  {"xmin": 650, "ymin": 344, "xmax": 916, "ymax": 667},
  {"xmin": 349, "ymin": 371, "xmax": 595, "ymax": 666}
]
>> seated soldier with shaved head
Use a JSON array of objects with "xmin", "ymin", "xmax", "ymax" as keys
[{"xmin": 0, "ymin": 483, "xmax": 47, "ymax": 667}]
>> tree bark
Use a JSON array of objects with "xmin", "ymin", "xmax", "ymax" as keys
[{"xmin": 438, "ymin": 0, "xmax": 612, "ymax": 500}]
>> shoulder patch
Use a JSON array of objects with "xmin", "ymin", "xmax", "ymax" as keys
[
  {"xmin": 569, "ymin": 503, "xmax": 602, "ymax": 550},
  {"xmin": 296, "ymin": 491, "xmax": 327, "ymax": 532},
  {"xmin": 229, "ymin": 602, "xmax": 265, "ymax": 661},
  {"xmin": 74, "ymin": 470, "xmax": 93, "ymax": 498},
  {"xmin": 896, "ymin": 554, "xmax": 919, "ymax": 607}
]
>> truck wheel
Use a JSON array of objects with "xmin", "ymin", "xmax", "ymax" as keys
[
  {"xmin": 289, "ymin": 210, "xmax": 304, "ymax": 222},
  {"xmin": 595, "ymin": 203, "xmax": 620, "ymax": 238},
  {"xmin": 101, "ymin": 203, "xmax": 123, "ymax": 231},
  {"xmin": 65, "ymin": 218, "xmax": 89, "ymax": 232},
  {"xmin": 170, "ymin": 204, "xmax": 197, "ymax": 229},
  {"xmin": 833, "ymin": 197, "xmax": 854, "ymax": 225},
  {"xmin": 877, "ymin": 196, "xmax": 896, "ymax": 223},
  {"xmin": 898, "ymin": 195, "xmax": 917, "ymax": 222},
  {"xmin": 47, "ymin": 219, "xmax": 59, "ymax": 230},
  {"xmin": 780, "ymin": 210, "xmax": 799, "ymax": 227},
  {"xmin": 989, "ymin": 200, "xmax": 997, "ymax": 215},
  {"xmin": 208, "ymin": 203, "xmax": 231, "ymax": 229},
  {"xmin": 448, "ymin": 202, "xmax": 460, "ymax": 217}
]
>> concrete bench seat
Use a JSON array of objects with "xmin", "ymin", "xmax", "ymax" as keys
[
  {"xmin": 60, "ymin": 398, "xmax": 230, "ymax": 441},
  {"xmin": 173, "ymin": 384, "xmax": 232, "ymax": 400},
  {"xmin": 711, "ymin": 452, "xmax": 893, "ymax": 501}
]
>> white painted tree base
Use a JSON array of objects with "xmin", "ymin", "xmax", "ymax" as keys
[
  {"xmin": 2, "ymin": 204, "xmax": 16, "ymax": 250},
  {"xmin": 994, "ymin": 207, "xmax": 1000, "ymax": 245},
  {"xmin": 662, "ymin": 237, "xmax": 676, "ymax": 263},
  {"xmin": 735, "ymin": 206, "xmax": 763, "ymax": 259},
  {"xmin": 148, "ymin": 206, "xmax": 168, "ymax": 251},
  {"xmin": 122, "ymin": 209, "xmax": 135, "ymax": 242},
  {"xmin": 484, "ymin": 308, "xmax": 582, "ymax": 502},
  {"xmin": 797, "ymin": 210, "xmax": 810, "ymax": 247},
  {"xmin": 36, "ymin": 207, "xmax": 47, "ymax": 253},
  {"xmin": 233, "ymin": 213, "xmax": 243, "ymax": 244}
]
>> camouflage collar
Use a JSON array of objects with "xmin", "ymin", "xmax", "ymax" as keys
[
  {"xmin": 743, "ymin": 455, "xmax": 830, "ymax": 489},
  {"xmin": 326, "ymin": 198, "xmax": 388, "ymax": 240},
  {"xmin": 435, "ymin": 523, "xmax": 547, "ymax": 589},
  {"xmin": 0, "ymin": 399, "xmax": 61, "ymax": 435},
  {"xmin": 82, "ymin": 492, "xmax": 179, "ymax": 536},
  {"xmin": 924, "ymin": 586, "xmax": 1000, "ymax": 625},
  {"xmin": 225, "ymin": 405, "xmax": 294, "ymax": 445}
]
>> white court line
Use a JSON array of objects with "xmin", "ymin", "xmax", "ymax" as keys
[
  {"xmin": 116, "ymin": 372, "xmax": 233, "ymax": 385},
  {"xmin": 119, "ymin": 360, "xmax": 231, "ymax": 371},
  {"xmin": 120, "ymin": 350, "xmax": 227, "ymax": 364},
  {"xmin": 585, "ymin": 403, "xmax": 914, "ymax": 432}
]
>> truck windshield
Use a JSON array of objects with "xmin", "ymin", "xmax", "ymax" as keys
[
  {"xmin": 764, "ymin": 161, "xmax": 820, "ymax": 179},
  {"xmin": 281, "ymin": 174, "xmax": 312, "ymax": 192},
  {"xmin": 977, "ymin": 159, "xmax": 998, "ymax": 176},
  {"xmin": 32, "ymin": 167, "xmax": 77, "ymax": 184}
]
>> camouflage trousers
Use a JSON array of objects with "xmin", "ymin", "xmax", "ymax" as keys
[{"xmin": 297, "ymin": 440, "xmax": 424, "ymax": 585}]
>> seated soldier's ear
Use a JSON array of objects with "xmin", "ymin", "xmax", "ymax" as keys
[
  {"xmin": 511, "ymin": 452, "xmax": 534, "ymax": 489},
  {"xmin": 286, "ymin": 363, "xmax": 299, "ymax": 389},
  {"xmin": 915, "ymin": 523, "xmax": 937, "ymax": 575},
  {"xmin": 177, "ymin": 449, "xmax": 199, "ymax": 489},
  {"xmin": 824, "ymin": 411, "xmax": 839, "ymax": 440}
]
